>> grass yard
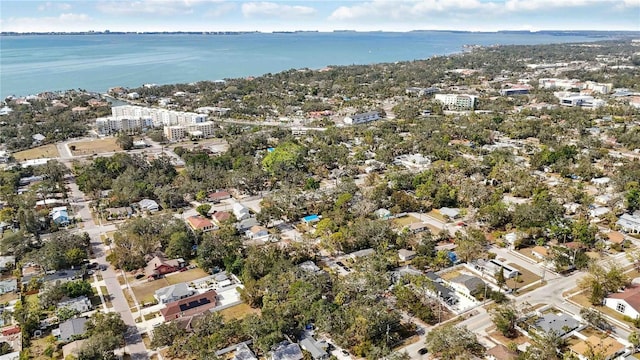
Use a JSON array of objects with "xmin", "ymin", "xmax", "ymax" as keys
[
  {"xmin": 165, "ymin": 268, "xmax": 209, "ymax": 285},
  {"xmin": 439, "ymin": 269, "xmax": 462, "ymax": 281},
  {"xmin": 517, "ymin": 247, "xmax": 543, "ymax": 263},
  {"xmin": 131, "ymin": 277, "xmax": 170, "ymax": 305},
  {"xmin": 28, "ymin": 334, "xmax": 59, "ymax": 360},
  {"xmin": 218, "ymin": 303, "xmax": 260, "ymax": 321},
  {"xmin": 100, "ymin": 286, "xmax": 113, "ymax": 308},
  {"xmin": 488, "ymin": 329, "xmax": 529, "ymax": 346},
  {"xmin": 13, "ymin": 144, "xmax": 60, "ymax": 161},
  {"xmin": 70, "ymin": 137, "xmax": 120, "ymax": 156},
  {"xmin": 505, "ymin": 263, "xmax": 540, "ymax": 290},
  {"xmin": 569, "ymin": 291, "xmax": 629, "ymax": 325},
  {"xmin": 427, "ymin": 210, "xmax": 447, "ymax": 222},
  {"xmin": 391, "ymin": 215, "xmax": 422, "ymax": 228}
]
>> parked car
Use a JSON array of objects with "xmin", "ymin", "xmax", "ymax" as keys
[{"xmin": 418, "ymin": 348, "xmax": 428, "ymax": 355}]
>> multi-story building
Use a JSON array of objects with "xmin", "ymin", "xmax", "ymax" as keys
[
  {"xmin": 163, "ymin": 121, "xmax": 216, "ymax": 141},
  {"xmin": 434, "ymin": 94, "xmax": 477, "ymax": 110},
  {"xmin": 98, "ymin": 105, "xmax": 210, "ymax": 135},
  {"xmin": 343, "ymin": 111, "xmax": 380, "ymax": 125},
  {"xmin": 164, "ymin": 126, "xmax": 186, "ymax": 141}
]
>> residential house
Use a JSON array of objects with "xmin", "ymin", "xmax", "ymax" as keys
[
  {"xmin": 212, "ymin": 211, "xmax": 232, "ymax": 225},
  {"xmin": 232, "ymin": 203, "xmax": 250, "ymax": 221},
  {"xmin": 606, "ymin": 231, "xmax": 626, "ymax": 248},
  {"xmin": 474, "ymin": 259, "xmax": 520, "ymax": 279},
  {"xmin": 160, "ymin": 290, "xmax": 217, "ymax": 321},
  {"xmin": 374, "ymin": 208, "xmax": 392, "ymax": 220},
  {"xmin": 186, "ymin": 215, "xmax": 217, "ymax": 232},
  {"xmin": 398, "ymin": 249, "xmax": 416, "ymax": 261},
  {"xmin": 0, "ymin": 256, "xmax": 15, "ymax": 272},
  {"xmin": 407, "ymin": 222, "xmax": 428, "ymax": 234},
  {"xmin": 207, "ymin": 191, "xmax": 231, "ymax": 204},
  {"xmin": 298, "ymin": 261, "xmax": 323, "ymax": 274},
  {"xmin": 347, "ymin": 248, "xmax": 375, "ymax": 261},
  {"xmin": 439, "ymin": 207, "xmax": 461, "ymax": 219},
  {"xmin": 54, "ymin": 317, "xmax": 88, "ymax": 341},
  {"xmin": 245, "ymin": 225, "xmax": 268, "ymax": 240},
  {"xmin": 299, "ymin": 337, "xmax": 329, "ymax": 360},
  {"xmin": 486, "ymin": 344, "xmax": 518, "ymax": 360},
  {"xmin": 424, "ymin": 272, "xmax": 458, "ymax": 305},
  {"xmin": 617, "ymin": 212, "xmax": 640, "ymax": 233},
  {"xmin": 569, "ymin": 335, "xmax": 625, "ymax": 360},
  {"xmin": 270, "ymin": 341, "xmax": 304, "ymax": 360},
  {"xmin": 50, "ymin": 206, "xmax": 70, "ymax": 226},
  {"xmin": 604, "ymin": 286, "xmax": 640, "ymax": 319},
  {"xmin": 448, "ymin": 274, "xmax": 485, "ymax": 299},
  {"xmin": 145, "ymin": 256, "xmax": 185, "ymax": 279},
  {"xmin": 531, "ymin": 246, "xmax": 549, "ymax": 261},
  {"xmin": 138, "ymin": 199, "xmax": 159, "ymax": 212},
  {"xmin": 43, "ymin": 269, "xmax": 84, "ymax": 286},
  {"xmin": 155, "ymin": 283, "xmax": 194, "ymax": 304},
  {"xmin": 236, "ymin": 218, "xmax": 259, "ymax": 233},
  {"xmin": 57, "ymin": 296, "xmax": 92, "ymax": 313},
  {"xmin": 531, "ymin": 313, "xmax": 580, "ymax": 337},
  {"xmin": 0, "ymin": 280, "xmax": 17, "ymax": 295},
  {"xmin": 232, "ymin": 343, "xmax": 258, "ymax": 360}
]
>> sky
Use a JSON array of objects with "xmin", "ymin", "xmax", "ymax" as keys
[{"xmin": 1, "ymin": 0, "xmax": 639, "ymax": 33}]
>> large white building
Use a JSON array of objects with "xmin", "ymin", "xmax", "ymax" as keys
[
  {"xmin": 163, "ymin": 121, "xmax": 216, "ymax": 141},
  {"xmin": 539, "ymin": 78, "xmax": 612, "ymax": 94},
  {"xmin": 97, "ymin": 105, "xmax": 209, "ymax": 135},
  {"xmin": 434, "ymin": 94, "xmax": 477, "ymax": 110},
  {"xmin": 557, "ymin": 94, "xmax": 605, "ymax": 109},
  {"xmin": 343, "ymin": 111, "xmax": 380, "ymax": 125}
]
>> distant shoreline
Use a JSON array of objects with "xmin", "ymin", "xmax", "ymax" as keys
[{"xmin": 2, "ymin": 30, "xmax": 639, "ymax": 37}]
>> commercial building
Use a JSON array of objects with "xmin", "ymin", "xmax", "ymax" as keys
[
  {"xmin": 434, "ymin": 94, "xmax": 477, "ymax": 110},
  {"xmin": 163, "ymin": 121, "xmax": 216, "ymax": 141},
  {"xmin": 558, "ymin": 94, "xmax": 605, "ymax": 109}
]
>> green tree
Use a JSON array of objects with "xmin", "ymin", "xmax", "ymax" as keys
[
  {"xmin": 196, "ymin": 204, "xmax": 212, "ymax": 217},
  {"xmin": 626, "ymin": 188, "xmax": 640, "ymax": 212},
  {"xmin": 116, "ymin": 133, "xmax": 134, "ymax": 150},
  {"xmin": 491, "ymin": 303, "xmax": 518, "ymax": 338},
  {"xmin": 495, "ymin": 266, "xmax": 506, "ymax": 290},
  {"xmin": 425, "ymin": 324, "xmax": 484, "ymax": 360},
  {"xmin": 0, "ymin": 342, "xmax": 11, "ymax": 356},
  {"xmin": 166, "ymin": 231, "xmax": 193, "ymax": 260},
  {"xmin": 150, "ymin": 322, "xmax": 186, "ymax": 349}
]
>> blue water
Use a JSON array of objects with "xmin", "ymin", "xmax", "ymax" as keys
[{"xmin": 0, "ymin": 31, "xmax": 610, "ymax": 98}]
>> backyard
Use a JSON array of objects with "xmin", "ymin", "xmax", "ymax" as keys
[{"xmin": 218, "ymin": 303, "xmax": 260, "ymax": 321}]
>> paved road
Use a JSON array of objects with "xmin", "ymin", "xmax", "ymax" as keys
[{"xmin": 68, "ymin": 181, "xmax": 150, "ymax": 359}]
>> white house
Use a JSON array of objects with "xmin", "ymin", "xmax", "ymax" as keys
[
  {"xmin": 245, "ymin": 225, "xmax": 268, "ymax": 240},
  {"xmin": 0, "ymin": 279, "xmax": 17, "ymax": 294},
  {"xmin": 398, "ymin": 249, "xmax": 416, "ymax": 261},
  {"xmin": 343, "ymin": 111, "xmax": 380, "ymax": 125},
  {"xmin": 617, "ymin": 212, "xmax": 640, "ymax": 233},
  {"xmin": 57, "ymin": 296, "xmax": 92, "ymax": 313},
  {"xmin": 139, "ymin": 199, "xmax": 159, "ymax": 212},
  {"xmin": 604, "ymin": 286, "xmax": 640, "ymax": 319},
  {"xmin": 154, "ymin": 283, "xmax": 194, "ymax": 304},
  {"xmin": 232, "ymin": 203, "xmax": 250, "ymax": 221}
]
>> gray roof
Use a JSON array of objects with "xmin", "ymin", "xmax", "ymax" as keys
[
  {"xmin": 439, "ymin": 207, "xmax": 460, "ymax": 218},
  {"xmin": 236, "ymin": 218, "xmax": 259, "ymax": 232},
  {"xmin": 299, "ymin": 337, "xmax": 328, "ymax": 360},
  {"xmin": 233, "ymin": 343, "xmax": 257, "ymax": 360},
  {"xmin": 155, "ymin": 283, "xmax": 192, "ymax": 301},
  {"xmin": 58, "ymin": 317, "xmax": 88, "ymax": 341},
  {"xmin": 450, "ymin": 274, "xmax": 485, "ymax": 293},
  {"xmin": 44, "ymin": 269, "xmax": 83, "ymax": 284},
  {"xmin": 534, "ymin": 313, "xmax": 579, "ymax": 336},
  {"xmin": 271, "ymin": 342, "xmax": 303, "ymax": 360},
  {"xmin": 348, "ymin": 248, "xmax": 375, "ymax": 259},
  {"xmin": 0, "ymin": 256, "xmax": 15, "ymax": 269}
]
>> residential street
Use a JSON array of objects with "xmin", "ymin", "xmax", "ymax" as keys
[{"xmin": 67, "ymin": 181, "xmax": 150, "ymax": 359}]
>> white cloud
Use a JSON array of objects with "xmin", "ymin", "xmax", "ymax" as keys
[
  {"xmin": 95, "ymin": 0, "xmax": 224, "ymax": 16},
  {"xmin": 328, "ymin": 0, "xmax": 635, "ymax": 22},
  {"xmin": 3, "ymin": 13, "xmax": 91, "ymax": 32},
  {"xmin": 204, "ymin": 2, "xmax": 236, "ymax": 17},
  {"xmin": 241, "ymin": 2, "xmax": 317, "ymax": 18},
  {"xmin": 37, "ymin": 2, "xmax": 73, "ymax": 11}
]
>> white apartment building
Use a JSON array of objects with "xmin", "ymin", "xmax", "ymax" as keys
[
  {"xmin": 343, "ymin": 111, "xmax": 380, "ymax": 125},
  {"xmin": 538, "ymin": 78, "xmax": 612, "ymax": 94},
  {"xmin": 95, "ymin": 116, "xmax": 153, "ymax": 134},
  {"xmin": 434, "ymin": 94, "xmax": 477, "ymax": 110},
  {"xmin": 111, "ymin": 105, "xmax": 207, "ymax": 127},
  {"xmin": 163, "ymin": 121, "xmax": 216, "ymax": 141}
]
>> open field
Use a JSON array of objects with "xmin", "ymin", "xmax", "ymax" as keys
[
  {"xmin": 13, "ymin": 144, "xmax": 59, "ymax": 161},
  {"xmin": 505, "ymin": 263, "xmax": 540, "ymax": 290},
  {"xmin": 218, "ymin": 303, "xmax": 260, "ymax": 321},
  {"xmin": 166, "ymin": 268, "xmax": 209, "ymax": 285},
  {"xmin": 70, "ymin": 137, "xmax": 120, "ymax": 155},
  {"xmin": 131, "ymin": 278, "xmax": 170, "ymax": 305}
]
